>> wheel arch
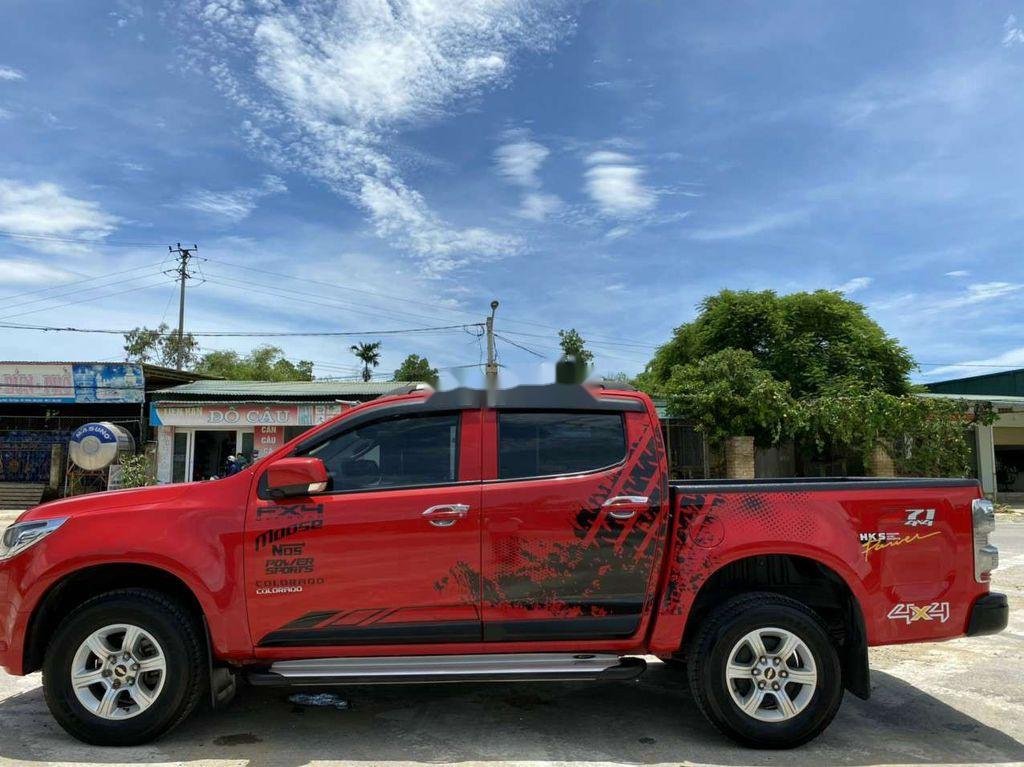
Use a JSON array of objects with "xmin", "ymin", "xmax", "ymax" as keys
[
  {"xmin": 681, "ymin": 551, "xmax": 870, "ymax": 700},
  {"xmin": 24, "ymin": 562, "xmax": 210, "ymax": 674}
]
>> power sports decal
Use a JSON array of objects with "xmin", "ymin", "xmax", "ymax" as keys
[
  {"xmin": 859, "ymin": 530, "xmax": 941, "ymax": 559},
  {"xmin": 254, "ymin": 503, "xmax": 326, "ymax": 596},
  {"xmin": 888, "ymin": 601, "xmax": 950, "ymax": 624}
]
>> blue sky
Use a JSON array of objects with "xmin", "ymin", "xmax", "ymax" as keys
[{"xmin": 1, "ymin": 1, "xmax": 1023, "ymax": 384}]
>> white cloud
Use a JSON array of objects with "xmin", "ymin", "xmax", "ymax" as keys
[
  {"xmin": 185, "ymin": 0, "xmax": 576, "ymax": 275},
  {"xmin": 495, "ymin": 138, "xmax": 549, "ymax": 188},
  {"xmin": 518, "ymin": 191, "xmax": 562, "ymax": 221},
  {"xmin": 0, "ymin": 66, "xmax": 24, "ymax": 81},
  {"xmin": 584, "ymin": 151, "xmax": 656, "ymax": 218},
  {"xmin": 182, "ymin": 175, "xmax": 287, "ymax": 223},
  {"xmin": 0, "ymin": 179, "xmax": 119, "ymax": 254},
  {"xmin": 836, "ymin": 276, "xmax": 872, "ymax": 294},
  {"xmin": 0, "ymin": 260, "xmax": 78, "ymax": 286},
  {"xmin": 687, "ymin": 210, "xmax": 806, "ymax": 241},
  {"xmin": 945, "ymin": 269, "xmax": 970, "ymax": 278},
  {"xmin": 951, "ymin": 281, "xmax": 1023, "ymax": 305},
  {"xmin": 922, "ymin": 346, "xmax": 1024, "ymax": 379},
  {"xmin": 1003, "ymin": 14, "xmax": 1024, "ymax": 46}
]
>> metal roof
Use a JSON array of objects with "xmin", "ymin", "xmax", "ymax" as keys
[
  {"xmin": 918, "ymin": 392, "xmax": 1024, "ymax": 407},
  {"xmin": 150, "ymin": 379, "xmax": 420, "ymax": 400}
]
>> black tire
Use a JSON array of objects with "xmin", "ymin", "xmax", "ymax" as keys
[
  {"xmin": 42, "ymin": 588, "xmax": 206, "ymax": 746},
  {"xmin": 687, "ymin": 592, "xmax": 843, "ymax": 749}
]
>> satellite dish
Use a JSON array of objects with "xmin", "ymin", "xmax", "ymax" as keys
[{"xmin": 69, "ymin": 422, "xmax": 135, "ymax": 470}]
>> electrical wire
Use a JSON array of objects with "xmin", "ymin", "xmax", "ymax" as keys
[
  {"xmin": 0, "ymin": 277, "xmax": 178, "ymax": 322},
  {"xmin": 494, "ymin": 332, "xmax": 545, "ymax": 359}
]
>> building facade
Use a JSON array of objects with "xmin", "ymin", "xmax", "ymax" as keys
[
  {"xmin": 925, "ymin": 369, "xmax": 1024, "ymax": 500},
  {"xmin": 149, "ymin": 380, "xmax": 417, "ymax": 483},
  {"xmin": 0, "ymin": 362, "xmax": 209, "ymax": 505}
]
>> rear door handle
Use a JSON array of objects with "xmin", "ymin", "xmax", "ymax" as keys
[
  {"xmin": 602, "ymin": 495, "xmax": 650, "ymax": 520},
  {"xmin": 422, "ymin": 503, "xmax": 470, "ymax": 527}
]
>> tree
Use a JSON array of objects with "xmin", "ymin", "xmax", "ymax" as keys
[
  {"xmin": 558, "ymin": 328, "xmax": 594, "ymax": 367},
  {"xmin": 350, "ymin": 341, "xmax": 382, "ymax": 382},
  {"xmin": 393, "ymin": 354, "xmax": 439, "ymax": 387},
  {"xmin": 643, "ymin": 288, "xmax": 982, "ymax": 477},
  {"xmin": 195, "ymin": 345, "xmax": 313, "ymax": 381},
  {"xmin": 123, "ymin": 323, "xmax": 199, "ymax": 369},
  {"xmin": 637, "ymin": 290, "xmax": 914, "ymax": 397},
  {"xmin": 664, "ymin": 349, "xmax": 799, "ymax": 445}
]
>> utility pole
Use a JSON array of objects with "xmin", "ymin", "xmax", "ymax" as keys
[
  {"xmin": 485, "ymin": 300, "xmax": 499, "ymax": 388},
  {"xmin": 168, "ymin": 243, "xmax": 197, "ymax": 370}
]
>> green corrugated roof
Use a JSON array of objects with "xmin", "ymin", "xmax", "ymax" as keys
[{"xmin": 151, "ymin": 380, "xmax": 422, "ymax": 400}]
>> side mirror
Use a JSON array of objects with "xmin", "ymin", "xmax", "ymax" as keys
[{"xmin": 266, "ymin": 457, "xmax": 328, "ymax": 498}]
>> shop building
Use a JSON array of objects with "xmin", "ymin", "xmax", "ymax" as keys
[
  {"xmin": 149, "ymin": 380, "xmax": 417, "ymax": 483},
  {"xmin": 925, "ymin": 368, "xmax": 1024, "ymax": 501},
  {"xmin": 0, "ymin": 361, "xmax": 209, "ymax": 506}
]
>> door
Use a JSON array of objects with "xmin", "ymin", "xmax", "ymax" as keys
[
  {"xmin": 480, "ymin": 409, "xmax": 669, "ymax": 642},
  {"xmin": 246, "ymin": 409, "xmax": 483, "ymax": 649}
]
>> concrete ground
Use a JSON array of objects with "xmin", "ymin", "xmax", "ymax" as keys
[{"xmin": 0, "ymin": 522, "xmax": 1021, "ymax": 766}]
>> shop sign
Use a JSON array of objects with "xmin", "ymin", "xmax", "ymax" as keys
[
  {"xmin": 0, "ymin": 363, "xmax": 144, "ymax": 403},
  {"xmin": 151, "ymin": 402, "xmax": 346, "ymax": 427}
]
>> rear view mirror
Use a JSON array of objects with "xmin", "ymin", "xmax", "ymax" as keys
[{"xmin": 266, "ymin": 457, "xmax": 329, "ymax": 498}]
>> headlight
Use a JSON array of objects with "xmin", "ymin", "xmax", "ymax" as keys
[{"xmin": 0, "ymin": 518, "xmax": 68, "ymax": 561}]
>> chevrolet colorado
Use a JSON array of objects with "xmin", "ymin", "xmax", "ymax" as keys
[{"xmin": 0, "ymin": 383, "xmax": 1008, "ymax": 748}]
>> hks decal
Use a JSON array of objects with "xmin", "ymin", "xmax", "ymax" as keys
[{"xmin": 859, "ymin": 530, "xmax": 941, "ymax": 559}]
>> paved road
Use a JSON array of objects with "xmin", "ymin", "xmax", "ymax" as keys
[{"xmin": 0, "ymin": 521, "xmax": 1021, "ymax": 767}]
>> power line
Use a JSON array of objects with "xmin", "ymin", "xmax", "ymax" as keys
[
  {"xmin": 0, "ymin": 277, "xmax": 177, "ymax": 322},
  {"xmin": 494, "ymin": 332, "xmax": 545, "ymax": 359},
  {"xmin": 0, "ymin": 263, "xmax": 165, "ymax": 304},
  {"xmin": 0, "ymin": 230, "xmax": 166, "ymax": 248},
  {"xmin": 0, "ymin": 268, "xmax": 168, "ymax": 314},
  {"xmin": 0, "ymin": 320, "xmax": 483, "ymax": 338}
]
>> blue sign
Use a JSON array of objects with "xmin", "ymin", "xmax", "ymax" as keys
[{"xmin": 0, "ymin": 363, "xmax": 144, "ymax": 403}]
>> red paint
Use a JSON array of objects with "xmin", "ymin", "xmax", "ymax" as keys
[{"xmin": 0, "ymin": 387, "xmax": 995, "ymax": 676}]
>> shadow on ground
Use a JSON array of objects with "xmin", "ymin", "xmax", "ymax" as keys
[{"xmin": 1, "ymin": 663, "xmax": 1021, "ymax": 766}]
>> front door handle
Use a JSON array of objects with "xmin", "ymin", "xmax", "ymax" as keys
[
  {"xmin": 422, "ymin": 503, "xmax": 470, "ymax": 527},
  {"xmin": 602, "ymin": 495, "xmax": 650, "ymax": 520}
]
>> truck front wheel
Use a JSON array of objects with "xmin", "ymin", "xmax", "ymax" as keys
[
  {"xmin": 42, "ymin": 589, "xmax": 206, "ymax": 746},
  {"xmin": 687, "ymin": 592, "xmax": 843, "ymax": 748}
]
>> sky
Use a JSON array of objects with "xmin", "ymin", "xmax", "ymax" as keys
[{"xmin": 1, "ymin": 1, "xmax": 1023, "ymax": 385}]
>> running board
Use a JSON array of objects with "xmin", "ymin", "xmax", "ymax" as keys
[{"xmin": 248, "ymin": 653, "xmax": 646, "ymax": 686}]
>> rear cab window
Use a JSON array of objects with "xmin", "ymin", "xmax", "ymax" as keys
[{"xmin": 497, "ymin": 411, "xmax": 626, "ymax": 479}]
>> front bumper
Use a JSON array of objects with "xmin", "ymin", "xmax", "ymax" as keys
[{"xmin": 966, "ymin": 592, "xmax": 1009, "ymax": 637}]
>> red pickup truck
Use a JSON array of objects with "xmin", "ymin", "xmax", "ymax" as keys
[{"xmin": 0, "ymin": 383, "xmax": 1007, "ymax": 748}]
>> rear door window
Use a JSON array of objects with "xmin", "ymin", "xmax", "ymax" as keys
[{"xmin": 498, "ymin": 412, "xmax": 625, "ymax": 480}]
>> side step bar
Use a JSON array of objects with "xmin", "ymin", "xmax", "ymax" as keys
[{"xmin": 249, "ymin": 653, "xmax": 646, "ymax": 686}]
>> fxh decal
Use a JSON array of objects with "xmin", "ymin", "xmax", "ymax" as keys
[
  {"xmin": 887, "ymin": 602, "xmax": 950, "ymax": 624},
  {"xmin": 905, "ymin": 508, "xmax": 936, "ymax": 527}
]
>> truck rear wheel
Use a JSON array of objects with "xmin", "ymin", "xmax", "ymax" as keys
[
  {"xmin": 42, "ymin": 589, "xmax": 206, "ymax": 746},
  {"xmin": 687, "ymin": 592, "xmax": 843, "ymax": 748}
]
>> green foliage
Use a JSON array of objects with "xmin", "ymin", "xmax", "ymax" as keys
[
  {"xmin": 123, "ymin": 323, "xmax": 200, "ymax": 369},
  {"xmin": 647, "ymin": 288, "xmax": 988, "ymax": 477},
  {"xmin": 640, "ymin": 290, "xmax": 914, "ymax": 397},
  {"xmin": 350, "ymin": 341, "xmax": 382, "ymax": 382},
  {"xmin": 118, "ymin": 453, "xmax": 154, "ymax": 488},
  {"xmin": 558, "ymin": 328, "xmax": 594, "ymax": 367},
  {"xmin": 800, "ymin": 389, "xmax": 995, "ymax": 477},
  {"xmin": 664, "ymin": 349, "xmax": 799, "ymax": 444},
  {"xmin": 393, "ymin": 354, "xmax": 439, "ymax": 387},
  {"xmin": 195, "ymin": 345, "xmax": 313, "ymax": 381}
]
